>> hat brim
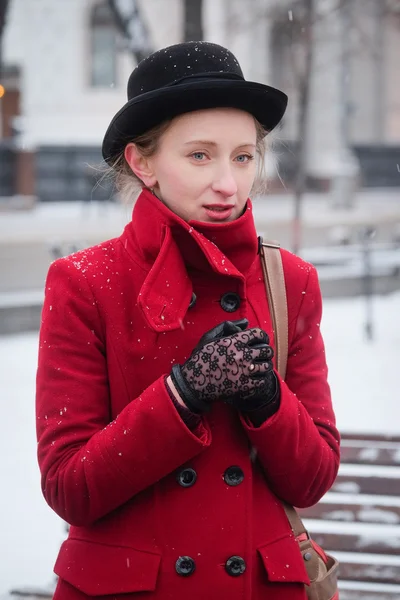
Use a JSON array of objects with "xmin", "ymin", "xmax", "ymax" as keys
[{"xmin": 102, "ymin": 79, "xmax": 288, "ymax": 163}]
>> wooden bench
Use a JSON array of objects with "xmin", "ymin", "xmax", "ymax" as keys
[{"xmin": 299, "ymin": 433, "xmax": 400, "ymax": 599}]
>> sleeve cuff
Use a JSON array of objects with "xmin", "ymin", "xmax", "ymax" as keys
[
  {"xmin": 165, "ymin": 377, "xmax": 202, "ymax": 431},
  {"xmin": 242, "ymin": 376, "xmax": 281, "ymax": 427}
]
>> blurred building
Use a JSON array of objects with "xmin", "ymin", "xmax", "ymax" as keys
[{"xmin": 1, "ymin": 0, "xmax": 399, "ymax": 201}]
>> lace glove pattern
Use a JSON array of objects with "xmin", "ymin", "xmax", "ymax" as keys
[
  {"xmin": 192, "ymin": 318, "xmax": 249, "ymax": 351},
  {"xmin": 171, "ymin": 326, "xmax": 276, "ymax": 414}
]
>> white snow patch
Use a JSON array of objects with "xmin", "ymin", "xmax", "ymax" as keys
[
  {"xmin": 339, "ymin": 463, "xmax": 400, "ymax": 478},
  {"xmin": 342, "ymin": 439, "xmax": 400, "ymax": 449},
  {"xmin": 304, "ymin": 518, "xmax": 400, "ymax": 537},
  {"xmin": 333, "ymin": 481, "xmax": 361, "ymax": 493},
  {"xmin": 321, "ymin": 291, "xmax": 400, "ymax": 435},
  {"xmin": 0, "ymin": 333, "xmax": 64, "ymax": 594},
  {"xmin": 339, "ymin": 579, "xmax": 400, "ymax": 593},
  {"xmin": 322, "ymin": 492, "xmax": 400, "ymax": 507},
  {"xmin": 331, "ymin": 550, "xmax": 400, "ymax": 566},
  {"xmin": 358, "ymin": 447, "xmax": 380, "ymax": 461},
  {"xmin": 357, "ymin": 507, "xmax": 400, "ymax": 525}
]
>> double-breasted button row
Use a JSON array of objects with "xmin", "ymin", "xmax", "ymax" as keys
[
  {"xmin": 177, "ymin": 466, "xmax": 244, "ymax": 488},
  {"xmin": 176, "ymin": 555, "xmax": 246, "ymax": 577}
]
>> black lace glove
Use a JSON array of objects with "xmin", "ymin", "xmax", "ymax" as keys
[
  {"xmin": 170, "ymin": 324, "xmax": 276, "ymax": 414},
  {"xmin": 192, "ymin": 318, "xmax": 249, "ymax": 350}
]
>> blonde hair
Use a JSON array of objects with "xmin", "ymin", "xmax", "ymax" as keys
[{"xmin": 107, "ymin": 117, "xmax": 269, "ymax": 203}]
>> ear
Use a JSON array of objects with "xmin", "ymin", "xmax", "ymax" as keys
[{"xmin": 124, "ymin": 143, "xmax": 157, "ymax": 188}]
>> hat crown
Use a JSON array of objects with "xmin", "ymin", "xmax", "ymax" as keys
[{"xmin": 127, "ymin": 41, "xmax": 244, "ymax": 100}]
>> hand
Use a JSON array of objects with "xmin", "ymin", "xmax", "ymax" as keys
[
  {"xmin": 193, "ymin": 318, "xmax": 249, "ymax": 350},
  {"xmin": 170, "ymin": 325, "xmax": 275, "ymax": 414},
  {"xmin": 167, "ymin": 320, "xmax": 248, "ymax": 412}
]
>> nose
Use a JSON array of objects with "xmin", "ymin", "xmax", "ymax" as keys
[{"xmin": 211, "ymin": 166, "xmax": 238, "ymax": 198}]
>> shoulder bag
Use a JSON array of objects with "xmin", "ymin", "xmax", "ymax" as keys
[{"xmin": 260, "ymin": 239, "xmax": 340, "ymax": 600}]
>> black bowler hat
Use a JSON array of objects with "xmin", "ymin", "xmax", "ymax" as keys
[{"xmin": 102, "ymin": 41, "xmax": 288, "ymax": 164}]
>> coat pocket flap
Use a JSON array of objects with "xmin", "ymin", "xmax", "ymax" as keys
[
  {"xmin": 257, "ymin": 535, "xmax": 310, "ymax": 585},
  {"xmin": 54, "ymin": 539, "xmax": 161, "ymax": 596}
]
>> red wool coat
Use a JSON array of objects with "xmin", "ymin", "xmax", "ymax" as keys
[{"xmin": 36, "ymin": 189, "xmax": 340, "ymax": 600}]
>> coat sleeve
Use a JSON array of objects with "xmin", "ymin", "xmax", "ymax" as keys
[
  {"xmin": 241, "ymin": 265, "xmax": 340, "ymax": 508},
  {"xmin": 36, "ymin": 259, "xmax": 211, "ymax": 527}
]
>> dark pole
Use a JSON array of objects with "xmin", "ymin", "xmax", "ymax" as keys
[
  {"xmin": 184, "ymin": 0, "xmax": 203, "ymax": 41},
  {"xmin": 0, "ymin": 0, "xmax": 10, "ymax": 78},
  {"xmin": 361, "ymin": 226, "xmax": 375, "ymax": 341},
  {"xmin": 292, "ymin": 0, "xmax": 313, "ymax": 255}
]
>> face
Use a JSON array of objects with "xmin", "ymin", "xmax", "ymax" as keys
[{"xmin": 127, "ymin": 108, "xmax": 258, "ymax": 223}]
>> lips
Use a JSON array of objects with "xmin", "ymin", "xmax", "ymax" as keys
[
  {"xmin": 204, "ymin": 204, "xmax": 234, "ymax": 211},
  {"xmin": 203, "ymin": 204, "xmax": 235, "ymax": 221}
]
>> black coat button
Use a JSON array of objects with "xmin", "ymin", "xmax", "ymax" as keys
[
  {"xmin": 177, "ymin": 468, "xmax": 197, "ymax": 487},
  {"xmin": 176, "ymin": 556, "xmax": 196, "ymax": 576},
  {"xmin": 224, "ymin": 466, "xmax": 244, "ymax": 486},
  {"xmin": 220, "ymin": 292, "xmax": 241, "ymax": 313},
  {"xmin": 189, "ymin": 293, "xmax": 197, "ymax": 309},
  {"xmin": 225, "ymin": 556, "xmax": 246, "ymax": 577}
]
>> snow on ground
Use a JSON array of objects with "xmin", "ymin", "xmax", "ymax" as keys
[
  {"xmin": 321, "ymin": 292, "xmax": 400, "ymax": 434},
  {"xmin": 0, "ymin": 292, "xmax": 399, "ymax": 594},
  {"xmin": 0, "ymin": 333, "xmax": 64, "ymax": 594}
]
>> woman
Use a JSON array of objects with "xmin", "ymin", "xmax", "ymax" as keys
[{"xmin": 36, "ymin": 41, "xmax": 340, "ymax": 600}]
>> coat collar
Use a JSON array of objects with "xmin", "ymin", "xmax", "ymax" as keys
[{"xmin": 123, "ymin": 188, "xmax": 259, "ymax": 332}]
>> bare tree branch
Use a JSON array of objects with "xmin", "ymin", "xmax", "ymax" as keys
[{"xmin": 107, "ymin": 0, "xmax": 153, "ymax": 63}]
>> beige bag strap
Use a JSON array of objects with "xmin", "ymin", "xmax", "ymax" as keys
[
  {"xmin": 260, "ymin": 239, "xmax": 306, "ymax": 538},
  {"xmin": 259, "ymin": 240, "xmax": 289, "ymax": 380},
  {"xmin": 281, "ymin": 502, "xmax": 307, "ymax": 537}
]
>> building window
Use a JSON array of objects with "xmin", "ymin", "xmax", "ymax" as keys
[{"xmin": 91, "ymin": 3, "xmax": 117, "ymax": 87}]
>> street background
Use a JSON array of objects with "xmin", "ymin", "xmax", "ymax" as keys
[{"xmin": 0, "ymin": 0, "xmax": 399, "ymax": 597}]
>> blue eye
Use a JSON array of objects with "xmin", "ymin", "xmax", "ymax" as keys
[
  {"xmin": 191, "ymin": 152, "xmax": 206, "ymax": 160},
  {"xmin": 236, "ymin": 154, "xmax": 253, "ymax": 163}
]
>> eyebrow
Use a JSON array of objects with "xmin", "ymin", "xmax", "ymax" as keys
[{"xmin": 183, "ymin": 140, "xmax": 256, "ymax": 148}]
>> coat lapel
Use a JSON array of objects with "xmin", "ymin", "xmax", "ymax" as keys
[{"xmin": 137, "ymin": 225, "xmax": 192, "ymax": 332}]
